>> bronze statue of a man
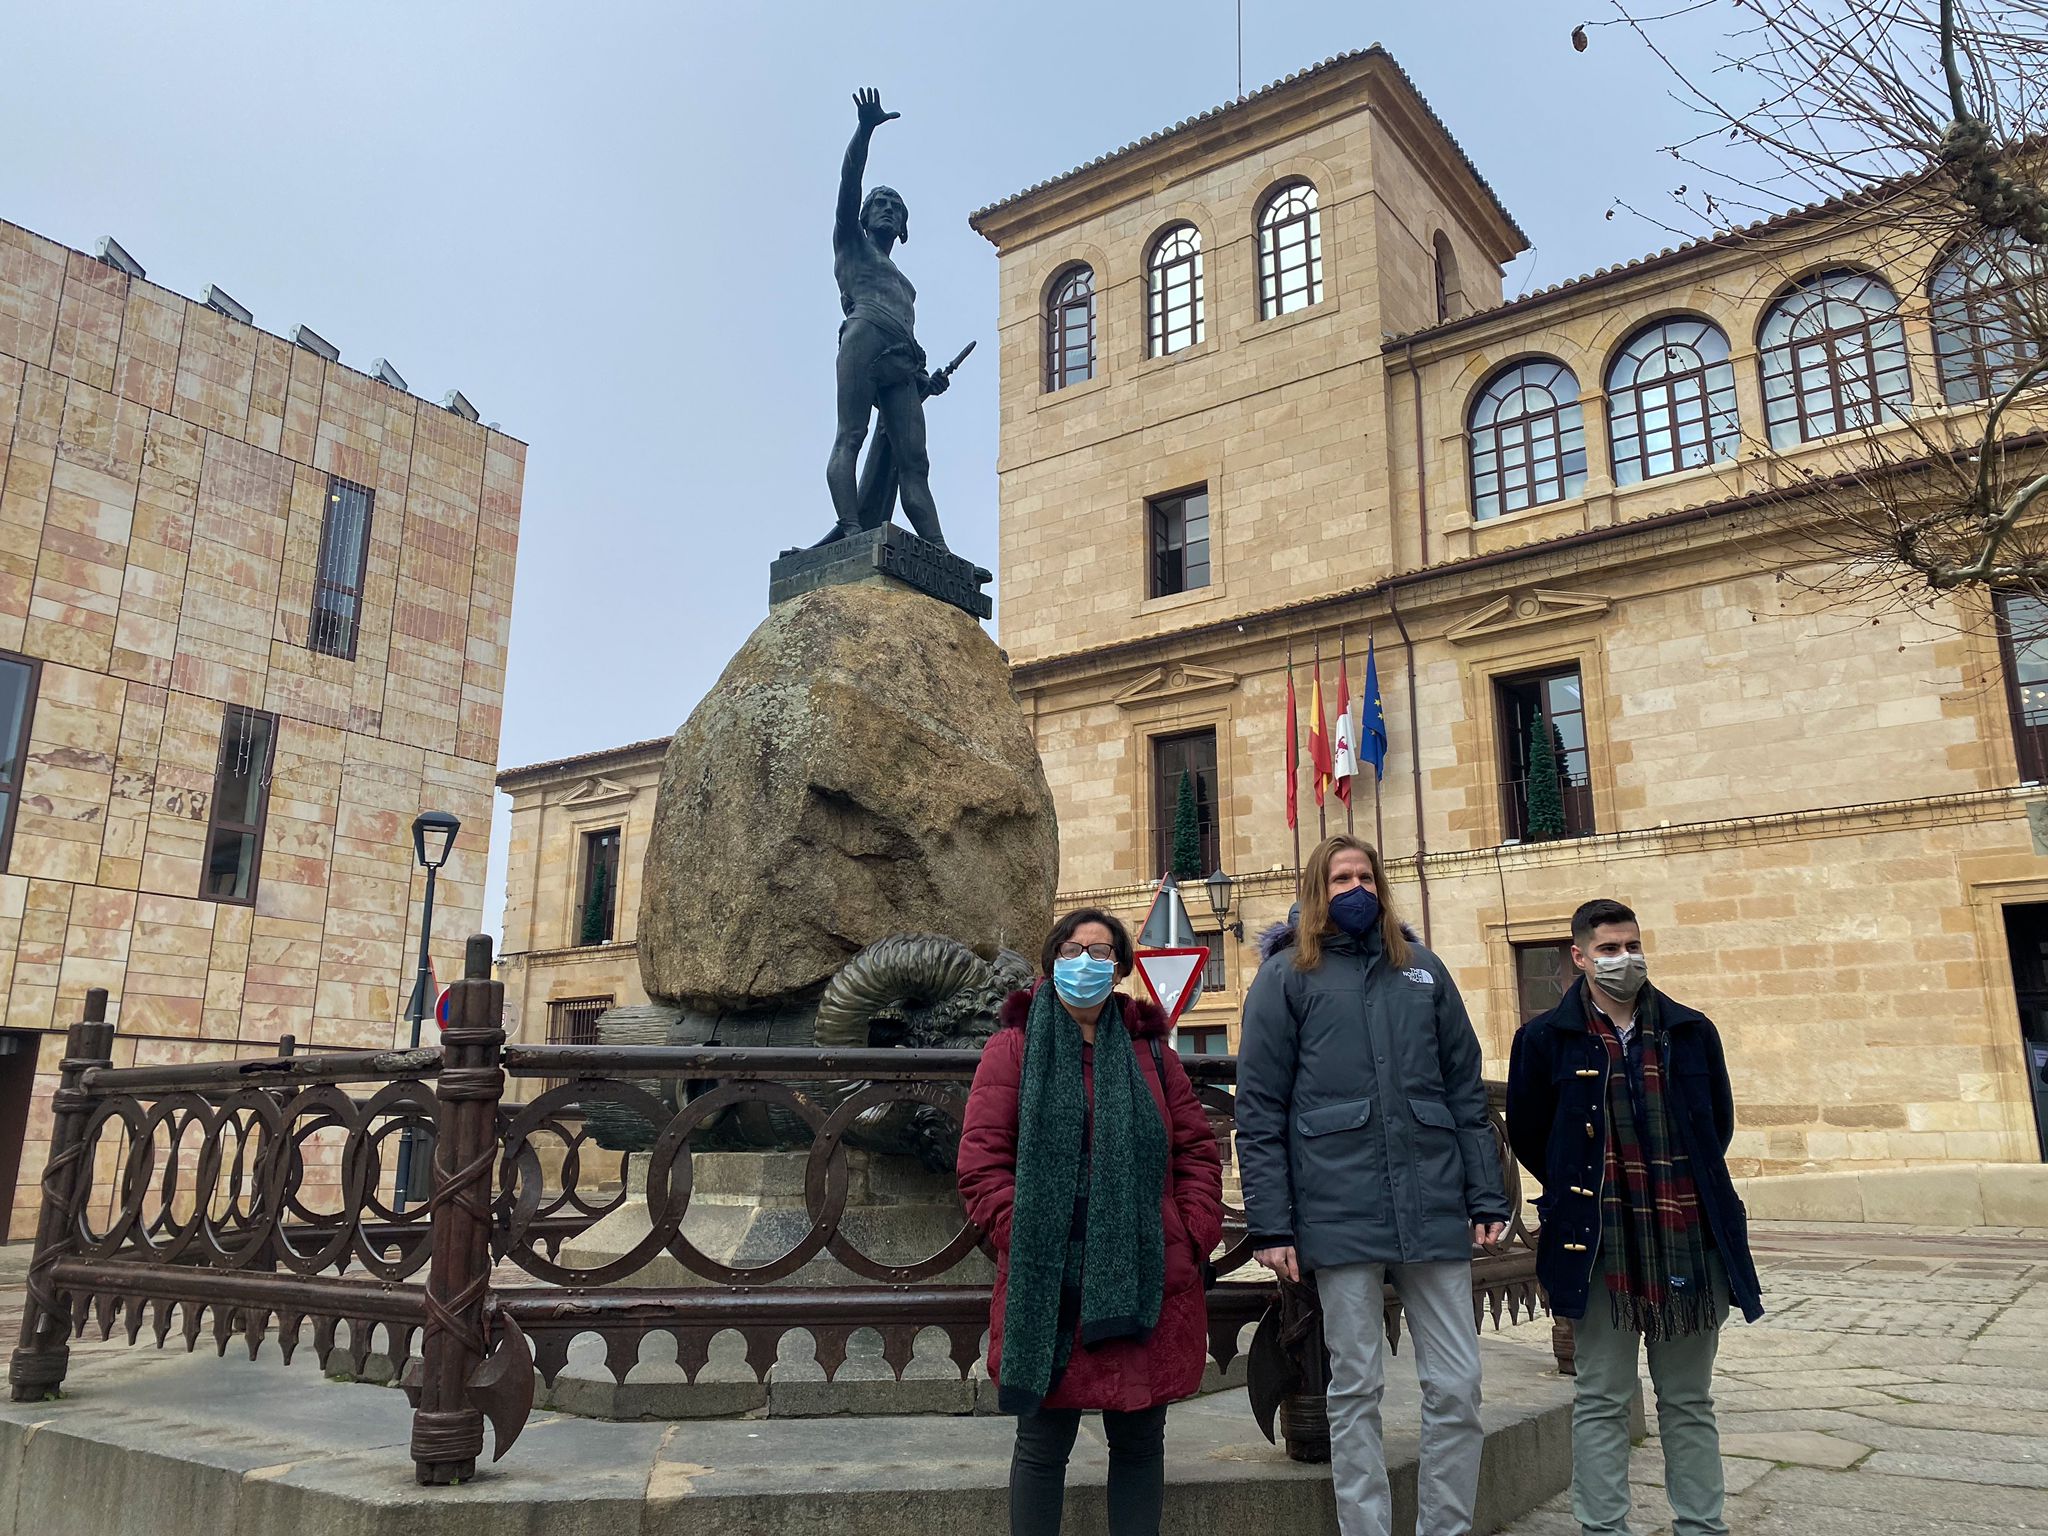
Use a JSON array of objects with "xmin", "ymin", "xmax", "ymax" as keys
[{"xmin": 818, "ymin": 89, "xmax": 954, "ymax": 551}]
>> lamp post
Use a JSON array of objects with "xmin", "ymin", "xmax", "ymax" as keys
[
  {"xmin": 1205, "ymin": 867, "xmax": 1244, "ymax": 941},
  {"xmin": 393, "ymin": 809, "xmax": 460, "ymax": 1213}
]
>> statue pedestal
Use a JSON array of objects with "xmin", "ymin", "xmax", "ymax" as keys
[
  {"xmin": 769, "ymin": 524, "xmax": 992, "ymax": 619},
  {"xmin": 546, "ymin": 1149, "xmax": 996, "ymax": 1419}
]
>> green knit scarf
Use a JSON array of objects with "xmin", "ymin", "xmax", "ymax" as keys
[{"xmin": 997, "ymin": 984, "xmax": 1168, "ymax": 1416}]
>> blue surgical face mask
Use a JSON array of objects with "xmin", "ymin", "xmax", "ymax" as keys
[
  {"xmin": 1329, "ymin": 886, "xmax": 1381, "ymax": 939},
  {"xmin": 1051, "ymin": 953, "xmax": 1116, "ymax": 1008}
]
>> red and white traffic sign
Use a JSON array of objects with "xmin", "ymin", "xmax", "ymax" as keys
[
  {"xmin": 1134, "ymin": 946, "xmax": 1209, "ymax": 1025},
  {"xmin": 435, "ymin": 987, "xmax": 453, "ymax": 1030}
]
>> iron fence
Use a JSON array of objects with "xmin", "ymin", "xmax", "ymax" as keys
[{"xmin": 7, "ymin": 935, "xmax": 1548, "ymax": 1486}]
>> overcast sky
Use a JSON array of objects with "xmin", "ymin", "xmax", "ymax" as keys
[{"xmin": 2, "ymin": 0, "xmax": 1728, "ymax": 937}]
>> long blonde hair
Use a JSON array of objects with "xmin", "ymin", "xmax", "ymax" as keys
[{"xmin": 1295, "ymin": 834, "xmax": 1411, "ymax": 973}]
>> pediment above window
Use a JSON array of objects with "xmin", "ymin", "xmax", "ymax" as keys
[
  {"xmin": 1446, "ymin": 588, "xmax": 1611, "ymax": 646},
  {"xmin": 1113, "ymin": 663, "xmax": 1240, "ymax": 709},
  {"xmin": 560, "ymin": 776, "xmax": 637, "ymax": 807}
]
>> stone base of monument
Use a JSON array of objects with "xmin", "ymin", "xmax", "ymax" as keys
[
  {"xmin": 549, "ymin": 1147, "xmax": 998, "ymax": 1418},
  {"xmin": 0, "ymin": 1333, "xmax": 1597, "ymax": 1535}
]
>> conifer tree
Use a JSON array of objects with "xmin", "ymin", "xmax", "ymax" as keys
[
  {"xmin": 1172, "ymin": 768, "xmax": 1204, "ymax": 880},
  {"xmin": 1526, "ymin": 707, "xmax": 1567, "ymax": 840}
]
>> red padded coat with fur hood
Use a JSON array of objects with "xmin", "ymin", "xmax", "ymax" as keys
[{"xmin": 956, "ymin": 985, "xmax": 1226, "ymax": 1414}]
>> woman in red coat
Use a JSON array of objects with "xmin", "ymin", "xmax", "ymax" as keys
[{"xmin": 958, "ymin": 907, "xmax": 1225, "ymax": 1536}]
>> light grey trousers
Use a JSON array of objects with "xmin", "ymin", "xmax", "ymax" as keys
[
  {"xmin": 1315, "ymin": 1260, "xmax": 1484, "ymax": 1536},
  {"xmin": 1568, "ymin": 1253, "xmax": 1731, "ymax": 1536}
]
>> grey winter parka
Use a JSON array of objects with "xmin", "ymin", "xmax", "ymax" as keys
[{"xmin": 1235, "ymin": 923, "xmax": 1509, "ymax": 1271}]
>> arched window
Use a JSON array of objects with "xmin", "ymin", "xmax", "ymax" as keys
[
  {"xmin": 1758, "ymin": 269, "xmax": 1912, "ymax": 447},
  {"xmin": 1257, "ymin": 182, "xmax": 1322, "ymax": 318},
  {"xmin": 1044, "ymin": 265, "xmax": 1095, "ymax": 391},
  {"xmin": 1432, "ymin": 231, "xmax": 1461, "ymax": 324},
  {"xmin": 1605, "ymin": 318, "xmax": 1742, "ymax": 485},
  {"xmin": 1148, "ymin": 224, "xmax": 1205, "ymax": 357},
  {"xmin": 1469, "ymin": 360, "xmax": 1588, "ymax": 520},
  {"xmin": 1931, "ymin": 230, "xmax": 2048, "ymax": 405}
]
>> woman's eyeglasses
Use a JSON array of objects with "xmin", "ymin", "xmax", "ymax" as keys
[{"xmin": 1056, "ymin": 942, "xmax": 1117, "ymax": 961}]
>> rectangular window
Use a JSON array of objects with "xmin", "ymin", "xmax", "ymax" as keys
[
  {"xmin": 1998, "ymin": 593, "xmax": 2048, "ymax": 783},
  {"xmin": 543, "ymin": 994, "xmax": 613, "ymax": 1093},
  {"xmin": 1176, "ymin": 1022, "xmax": 1228, "ymax": 1058},
  {"xmin": 1201, "ymin": 939, "xmax": 1227, "ymax": 994},
  {"xmin": 1148, "ymin": 487, "xmax": 1210, "ymax": 598},
  {"xmin": 1152, "ymin": 728, "xmax": 1219, "ymax": 881},
  {"xmin": 1495, "ymin": 665, "xmax": 1594, "ymax": 841},
  {"xmin": 0, "ymin": 652, "xmax": 39, "ymax": 874},
  {"xmin": 1513, "ymin": 940, "xmax": 1577, "ymax": 1023},
  {"xmin": 310, "ymin": 476, "xmax": 374, "ymax": 660},
  {"xmin": 201, "ymin": 707, "xmax": 276, "ymax": 905},
  {"xmin": 578, "ymin": 828, "xmax": 621, "ymax": 946}
]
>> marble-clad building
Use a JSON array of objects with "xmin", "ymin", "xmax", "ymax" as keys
[{"xmin": 0, "ymin": 217, "xmax": 523, "ymax": 1231}]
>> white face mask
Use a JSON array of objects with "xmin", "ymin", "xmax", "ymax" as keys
[{"xmin": 1590, "ymin": 952, "xmax": 1648, "ymax": 1002}]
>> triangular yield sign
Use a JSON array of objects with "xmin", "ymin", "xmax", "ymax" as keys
[
  {"xmin": 1138, "ymin": 877, "xmax": 1198, "ymax": 949},
  {"xmin": 1135, "ymin": 947, "xmax": 1209, "ymax": 1025}
]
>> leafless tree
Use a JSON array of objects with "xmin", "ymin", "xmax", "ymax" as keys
[{"xmin": 1584, "ymin": 1, "xmax": 2048, "ymax": 602}]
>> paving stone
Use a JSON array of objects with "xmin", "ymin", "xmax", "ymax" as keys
[
  {"xmin": 1833, "ymin": 1420, "xmax": 2048, "ymax": 1464},
  {"xmin": 1717, "ymin": 1429, "xmax": 1869, "ymax": 1469},
  {"xmin": 1752, "ymin": 1465, "xmax": 2048, "ymax": 1524},
  {"xmin": 1860, "ymin": 1449, "xmax": 2048, "ymax": 1489}
]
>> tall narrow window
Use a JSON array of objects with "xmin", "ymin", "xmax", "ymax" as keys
[
  {"xmin": 1044, "ymin": 264, "xmax": 1096, "ymax": 391},
  {"xmin": 1148, "ymin": 224, "xmax": 1205, "ymax": 357},
  {"xmin": 202, "ymin": 707, "xmax": 276, "ymax": 904},
  {"xmin": 1514, "ymin": 940, "xmax": 1577, "ymax": 1022},
  {"xmin": 1932, "ymin": 230, "xmax": 2048, "ymax": 405},
  {"xmin": 1758, "ymin": 269, "xmax": 1912, "ymax": 448},
  {"xmin": 1469, "ymin": 360, "xmax": 1588, "ymax": 520},
  {"xmin": 1147, "ymin": 487, "xmax": 1210, "ymax": 597},
  {"xmin": 1997, "ymin": 593, "xmax": 2048, "ymax": 783},
  {"xmin": 310, "ymin": 476, "xmax": 374, "ymax": 660},
  {"xmin": 0, "ymin": 652, "xmax": 39, "ymax": 875},
  {"xmin": 1606, "ymin": 318, "xmax": 1741, "ymax": 485},
  {"xmin": 1432, "ymin": 231, "xmax": 1461, "ymax": 323},
  {"xmin": 1151, "ymin": 728, "xmax": 1219, "ymax": 880},
  {"xmin": 1257, "ymin": 181, "xmax": 1322, "ymax": 318},
  {"xmin": 578, "ymin": 828, "xmax": 621, "ymax": 946},
  {"xmin": 1494, "ymin": 667, "xmax": 1593, "ymax": 841}
]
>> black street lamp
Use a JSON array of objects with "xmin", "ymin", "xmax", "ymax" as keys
[
  {"xmin": 1205, "ymin": 868, "xmax": 1244, "ymax": 941},
  {"xmin": 394, "ymin": 809, "xmax": 460, "ymax": 1212}
]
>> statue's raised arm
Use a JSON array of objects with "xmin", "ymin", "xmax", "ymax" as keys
[{"xmin": 836, "ymin": 88, "xmax": 900, "ymax": 249}]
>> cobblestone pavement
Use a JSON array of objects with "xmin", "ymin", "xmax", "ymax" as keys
[{"xmin": 1495, "ymin": 1222, "xmax": 2048, "ymax": 1535}]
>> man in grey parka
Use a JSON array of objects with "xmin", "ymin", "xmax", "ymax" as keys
[{"xmin": 1237, "ymin": 836, "xmax": 1509, "ymax": 1536}]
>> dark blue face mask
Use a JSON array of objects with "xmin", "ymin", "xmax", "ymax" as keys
[{"xmin": 1329, "ymin": 886, "xmax": 1380, "ymax": 938}]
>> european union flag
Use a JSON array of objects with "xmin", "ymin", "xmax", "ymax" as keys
[{"xmin": 1362, "ymin": 637, "xmax": 1388, "ymax": 781}]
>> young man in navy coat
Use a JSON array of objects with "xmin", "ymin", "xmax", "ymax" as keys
[{"xmin": 1507, "ymin": 899, "xmax": 1762, "ymax": 1536}]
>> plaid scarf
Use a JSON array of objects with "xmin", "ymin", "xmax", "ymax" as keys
[{"xmin": 1588, "ymin": 987, "xmax": 1717, "ymax": 1341}]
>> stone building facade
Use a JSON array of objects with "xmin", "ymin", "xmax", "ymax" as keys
[
  {"xmin": 0, "ymin": 217, "xmax": 523, "ymax": 1232},
  {"xmin": 495, "ymin": 737, "xmax": 665, "ymax": 1068},
  {"xmin": 968, "ymin": 48, "xmax": 2048, "ymax": 1175}
]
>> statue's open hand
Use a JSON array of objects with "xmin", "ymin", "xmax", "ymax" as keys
[{"xmin": 853, "ymin": 88, "xmax": 900, "ymax": 130}]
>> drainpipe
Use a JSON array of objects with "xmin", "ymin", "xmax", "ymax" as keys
[
  {"xmin": 1394, "ymin": 341, "xmax": 1434, "ymax": 947},
  {"xmin": 1387, "ymin": 585, "xmax": 1432, "ymax": 948}
]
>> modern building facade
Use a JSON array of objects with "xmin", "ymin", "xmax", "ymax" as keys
[{"xmin": 0, "ymin": 216, "xmax": 523, "ymax": 1232}]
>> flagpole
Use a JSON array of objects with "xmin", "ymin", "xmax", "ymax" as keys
[
  {"xmin": 1341, "ymin": 629, "xmax": 1355, "ymax": 837},
  {"xmin": 1286, "ymin": 642, "xmax": 1302, "ymax": 883},
  {"xmin": 1313, "ymin": 635, "xmax": 1327, "ymax": 842}
]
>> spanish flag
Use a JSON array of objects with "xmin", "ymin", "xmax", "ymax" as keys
[{"xmin": 1309, "ymin": 665, "xmax": 1333, "ymax": 807}]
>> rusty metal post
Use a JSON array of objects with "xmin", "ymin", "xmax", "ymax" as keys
[
  {"xmin": 410, "ymin": 935, "xmax": 503, "ymax": 1485},
  {"xmin": 9, "ymin": 989, "xmax": 113, "ymax": 1401}
]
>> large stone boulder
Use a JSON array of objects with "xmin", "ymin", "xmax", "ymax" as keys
[{"xmin": 638, "ymin": 581, "xmax": 1058, "ymax": 1010}]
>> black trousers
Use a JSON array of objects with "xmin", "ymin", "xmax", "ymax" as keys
[{"xmin": 1009, "ymin": 1403, "xmax": 1169, "ymax": 1536}]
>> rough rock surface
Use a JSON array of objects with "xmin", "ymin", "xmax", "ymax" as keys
[{"xmin": 638, "ymin": 581, "xmax": 1058, "ymax": 1010}]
